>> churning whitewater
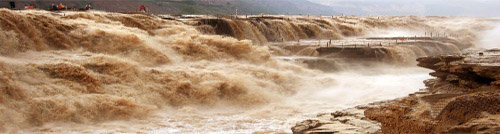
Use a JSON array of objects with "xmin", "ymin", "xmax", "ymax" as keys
[{"xmin": 0, "ymin": 9, "xmax": 496, "ymax": 133}]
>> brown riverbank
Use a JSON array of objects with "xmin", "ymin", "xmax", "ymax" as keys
[{"xmin": 292, "ymin": 49, "xmax": 500, "ymax": 133}]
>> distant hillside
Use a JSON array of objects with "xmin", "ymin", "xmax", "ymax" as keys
[
  {"xmin": 309, "ymin": 0, "xmax": 500, "ymax": 17},
  {"xmin": 0, "ymin": 0, "xmax": 339, "ymax": 15},
  {"xmin": 234, "ymin": 0, "xmax": 339, "ymax": 15}
]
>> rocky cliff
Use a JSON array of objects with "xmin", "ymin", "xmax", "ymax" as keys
[
  {"xmin": 365, "ymin": 49, "xmax": 499, "ymax": 133},
  {"xmin": 292, "ymin": 49, "xmax": 500, "ymax": 133}
]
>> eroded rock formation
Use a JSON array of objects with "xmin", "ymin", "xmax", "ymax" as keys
[
  {"xmin": 292, "ymin": 49, "xmax": 500, "ymax": 133},
  {"xmin": 291, "ymin": 106, "xmax": 380, "ymax": 134},
  {"xmin": 365, "ymin": 49, "xmax": 499, "ymax": 133}
]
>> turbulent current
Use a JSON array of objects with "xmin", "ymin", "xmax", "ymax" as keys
[
  {"xmin": 20, "ymin": 67, "xmax": 432, "ymax": 134},
  {"xmin": 0, "ymin": 9, "xmax": 496, "ymax": 133}
]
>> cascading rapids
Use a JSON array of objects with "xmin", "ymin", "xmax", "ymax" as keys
[{"xmin": 0, "ymin": 9, "xmax": 326, "ymax": 131}]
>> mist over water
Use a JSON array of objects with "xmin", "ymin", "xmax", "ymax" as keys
[
  {"xmin": 477, "ymin": 23, "xmax": 500, "ymax": 49},
  {"xmin": 21, "ymin": 67, "xmax": 431, "ymax": 134},
  {"xmin": 0, "ymin": 9, "xmax": 495, "ymax": 134},
  {"xmin": 152, "ymin": 67, "xmax": 431, "ymax": 133}
]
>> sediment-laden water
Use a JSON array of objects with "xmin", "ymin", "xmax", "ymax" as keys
[
  {"xmin": 0, "ymin": 9, "xmax": 496, "ymax": 133},
  {"xmin": 19, "ymin": 67, "xmax": 431, "ymax": 134}
]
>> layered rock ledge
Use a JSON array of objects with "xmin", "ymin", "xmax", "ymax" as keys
[{"xmin": 292, "ymin": 49, "xmax": 500, "ymax": 133}]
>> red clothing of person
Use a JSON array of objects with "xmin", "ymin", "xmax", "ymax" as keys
[
  {"xmin": 139, "ymin": 5, "xmax": 147, "ymax": 12},
  {"xmin": 25, "ymin": 5, "xmax": 35, "ymax": 9},
  {"xmin": 57, "ymin": 4, "xmax": 64, "ymax": 10}
]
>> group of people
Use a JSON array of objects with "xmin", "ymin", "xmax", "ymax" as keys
[
  {"xmin": 49, "ymin": 3, "xmax": 67, "ymax": 11},
  {"xmin": 9, "ymin": 1, "xmax": 36, "ymax": 10},
  {"xmin": 7, "ymin": 1, "xmax": 150, "ymax": 13},
  {"xmin": 7, "ymin": 1, "xmax": 92, "ymax": 11},
  {"xmin": 24, "ymin": 4, "xmax": 36, "ymax": 9},
  {"xmin": 48, "ymin": 3, "xmax": 93, "ymax": 11}
]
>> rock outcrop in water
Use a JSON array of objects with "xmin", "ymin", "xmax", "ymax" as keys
[
  {"xmin": 317, "ymin": 39, "xmax": 462, "ymax": 63},
  {"xmin": 365, "ymin": 49, "xmax": 499, "ymax": 133},
  {"xmin": 189, "ymin": 16, "xmax": 494, "ymax": 72},
  {"xmin": 190, "ymin": 16, "xmax": 489, "ymax": 47},
  {"xmin": 278, "ymin": 38, "xmax": 465, "ymax": 73},
  {"xmin": 292, "ymin": 49, "xmax": 500, "ymax": 133},
  {"xmin": 291, "ymin": 106, "xmax": 381, "ymax": 134}
]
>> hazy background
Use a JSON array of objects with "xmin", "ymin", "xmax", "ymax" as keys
[
  {"xmin": 0, "ymin": 0, "xmax": 339, "ymax": 15},
  {"xmin": 1, "ymin": 0, "xmax": 499, "ymax": 17},
  {"xmin": 309, "ymin": 0, "xmax": 500, "ymax": 17}
]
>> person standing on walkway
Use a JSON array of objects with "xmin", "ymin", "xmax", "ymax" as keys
[
  {"xmin": 139, "ymin": 5, "xmax": 148, "ymax": 13},
  {"xmin": 57, "ymin": 3, "xmax": 65, "ymax": 10},
  {"xmin": 85, "ymin": 4, "xmax": 92, "ymax": 10},
  {"xmin": 9, "ymin": 1, "xmax": 15, "ymax": 9}
]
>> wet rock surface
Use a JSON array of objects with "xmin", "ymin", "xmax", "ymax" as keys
[
  {"xmin": 365, "ymin": 49, "xmax": 500, "ymax": 133},
  {"xmin": 292, "ymin": 49, "xmax": 500, "ymax": 133},
  {"xmin": 291, "ymin": 106, "xmax": 381, "ymax": 134}
]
